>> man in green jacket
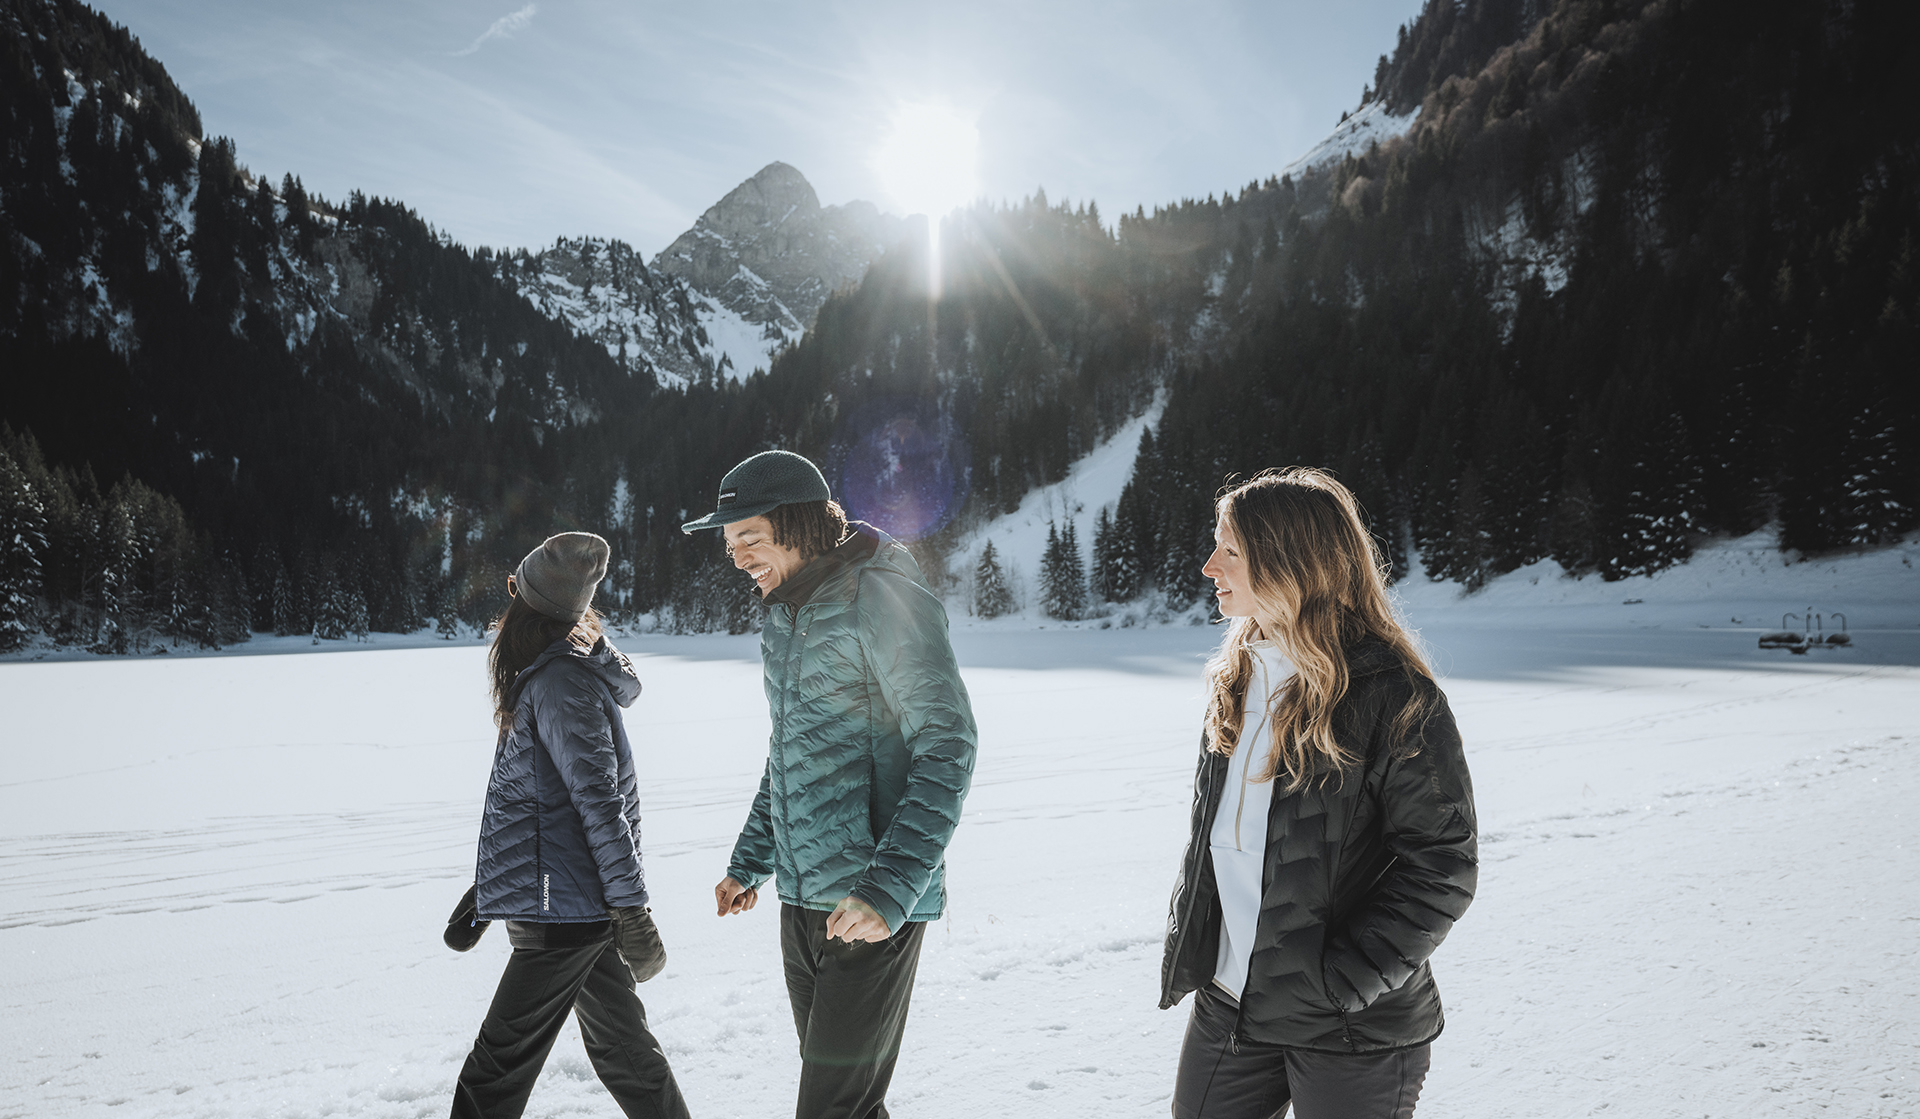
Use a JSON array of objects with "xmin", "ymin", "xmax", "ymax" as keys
[{"xmin": 682, "ymin": 449, "xmax": 976, "ymax": 1119}]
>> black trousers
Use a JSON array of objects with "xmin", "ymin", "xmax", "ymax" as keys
[
  {"xmin": 1173, "ymin": 985, "xmax": 1430, "ymax": 1119},
  {"xmin": 780, "ymin": 903, "xmax": 927, "ymax": 1119},
  {"xmin": 451, "ymin": 922, "xmax": 690, "ymax": 1119}
]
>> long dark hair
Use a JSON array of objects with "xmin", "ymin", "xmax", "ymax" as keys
[{"xmin": 488, "ymin": 597, "xmax": 604, "ymax": 731}]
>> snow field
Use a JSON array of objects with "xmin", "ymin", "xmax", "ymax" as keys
[{"xmin": 3, "ymin": 611, "xmax": 1917, "ymax": 1116}]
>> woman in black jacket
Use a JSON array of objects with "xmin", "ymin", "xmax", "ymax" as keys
[
  {"xmin": 1161, "ymin": 469, "xmax": 1478, "ymax": 1119},
  {"xmin": 450, "ymin": 532, "xmax": 689, "ymax": 1119}
]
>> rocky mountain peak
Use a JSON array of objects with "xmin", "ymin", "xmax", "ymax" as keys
[{"xmin": 654, "ymin": 162, "xmax": 905, "ymax": 344}]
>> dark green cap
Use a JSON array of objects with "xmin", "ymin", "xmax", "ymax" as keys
[{"xmin": 681, "ymin": 450, "xmax": 831, "ymax": 533}]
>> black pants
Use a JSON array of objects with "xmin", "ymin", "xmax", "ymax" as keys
[
  {"xmin": 1173, "ymin": 985, "xmax": 1430, "ymax": 1119},
  {"xmin": 780, "ymin": 903, "xmax": 927, "ymax": 1119},
  {"xmin": 451, "ymin": 922, "xmax": 689, "ymax": 1119}
]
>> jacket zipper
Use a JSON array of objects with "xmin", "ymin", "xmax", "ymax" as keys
[{"xmin": 1230, "ymin": 654, "xmax": 1273, "ymax": 851}]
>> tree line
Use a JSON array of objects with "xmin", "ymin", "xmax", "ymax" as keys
[{"xmin": 3, "ymin": 0, "xmax": 1913, "ymax": 653}]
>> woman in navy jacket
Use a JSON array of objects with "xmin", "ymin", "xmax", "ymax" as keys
[{"xmin": 451, "ymin": 532, "xmax": 689, "ymax": 1119}]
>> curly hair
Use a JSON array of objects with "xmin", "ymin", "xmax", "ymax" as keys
[{"xmin": 761, "ymin": 499, "xmax": 851, "ymax": 560}]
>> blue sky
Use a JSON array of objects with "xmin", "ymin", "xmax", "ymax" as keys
[{"xmin": 103, "ymin": 0, "xmax": 1425, "ymax": 256}]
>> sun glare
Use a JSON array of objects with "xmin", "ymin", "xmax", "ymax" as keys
[
  {"xmin": 872, "ymin": 101, "xmax": 979, "ymax": 297},
  {"xmin": 872, "ymin": 101, "xmax": 980, "ymax": 219}
]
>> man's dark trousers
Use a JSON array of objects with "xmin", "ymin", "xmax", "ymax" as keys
[
  {"xmin": 780, "ymin": 904, "xmax": 927, "ymax": 1119},
  {"xmin": 451, "ymin": 922, "xmax": 690, "ymax": 1119}
]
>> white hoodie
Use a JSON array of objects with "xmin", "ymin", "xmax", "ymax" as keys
[{"xmin": 1209, "ymin": 640, "xmax": 1295, "ymax": 1000}]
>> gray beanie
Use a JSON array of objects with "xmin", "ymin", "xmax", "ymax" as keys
[{"xmin": 512, "ymin": 532, "xmax": 609, "ymax": 623}]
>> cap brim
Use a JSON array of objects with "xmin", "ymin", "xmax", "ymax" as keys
[{"xmin": 680, "ymin": 500, "xmax": 786, "ymax": 534}]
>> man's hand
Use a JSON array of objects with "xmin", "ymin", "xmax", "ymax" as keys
[
  {"xmin": 715, "ymin": 876, "xmax": 758, "ymax": 917},
  {"xmin": 826, "ymin": 896, "xmax": 891, "ymax": 943}
]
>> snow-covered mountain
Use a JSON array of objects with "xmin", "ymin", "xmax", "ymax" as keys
[
  {"xmin": 491, "ymin": 236, "xmax": 718, "ymax": 389},
  {"xmin": 1279, "ymin": 98, "xmax": 1420, "ymax": 182},
  {"xmin": 653, "ymin": 162, "xmax": 906, "ymax": 372},
  {"xmin": 497, "ymin": 164, "xmax": 905, "ymax": 389}
]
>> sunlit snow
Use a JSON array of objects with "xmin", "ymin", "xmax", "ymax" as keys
[
  {"xmin": 1279, "ymin": 98, "xmax": 1420, "ymax": 182},
  {"xmin": 4, "ymin": 541, "xmax": 1916, "ymax": 1116}
]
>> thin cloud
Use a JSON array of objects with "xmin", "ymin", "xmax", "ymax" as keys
[{"xmin": 452, "ymin": 4, "xmax": 537, "ymax": 57}]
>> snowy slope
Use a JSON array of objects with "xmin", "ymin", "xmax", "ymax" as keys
[
  {"xmin": 944, "ymin": 396, "xmax": 1164, "ymax": 616},
  {"xmin": 1394, "ymin": 527, "xmax": 1920, "ymax": 630},
  {"xmin": 1279, "ymin": 98, "xmax": 1420, "ymax": 181}
]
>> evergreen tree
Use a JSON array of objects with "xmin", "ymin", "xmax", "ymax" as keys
[
  {"xmin": 271, "ymin": 564, "xmax": 297, "ymax": 635},
  {"xmin": 436, "ymin": 582, "xmax": 461, "ymax": 639},
  {"xmin": 311, "ymin": 558, "xmax": 349, "ymax": 642},
  {"xmin": 0, "ymin": 447, "xmax": 48, "ymax": 651},
  {"xmin": 1606, "ymin": 412, "xmax": 1700, "ymax": 579},
  {"xmin": 1038, "ymin": 524, "xmax": 1062, "ymax": 618},
  {"xmin": 1107, "ymin": 483, "xmax": 1148, "ymax": 602},
  {"xmin": 345, "ymin": 583, "xmax": 371, "ymax": 642},
  {"xmin": 1059, "ymin": 519, "xmax": 1088, "ymax": 618},
  {"xmin": 973, "ymin": 540, "xmax": 1013, "ymax": 619},
  {"xmin": 95, "ymin": 493, "xmax": 140, "ymax": 654},
  {"xmin": 1039, "ymin": 521, "xmax": 1086, "ymax": 620},
  {"xmin": 1090, "ymin": 507, "xmax": 1115, "ymax": 602},
  {"xmin": 1836, "ymin": 410, "xmax": 1913, "ymax": 545}
]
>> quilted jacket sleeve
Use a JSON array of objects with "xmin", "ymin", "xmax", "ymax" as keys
[
  {"xmin": 1322, "ymin": 682, "xmax": 1478, "ymax": 1012},
  {"xmin": 531, "ymin": 665, "xmax": 649, "ymax": 909},
  {"xmin": 727, "ymin": 759, "xmax": 777, "ymax": 890},
  {"xmin": 849, "ymin": 569, "xmax": 978, "ymax": 932}
]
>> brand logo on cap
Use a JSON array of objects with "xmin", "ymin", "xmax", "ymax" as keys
[{"xmin": 718, "ymin": 490, "xmax": 738, "ymax": 506}]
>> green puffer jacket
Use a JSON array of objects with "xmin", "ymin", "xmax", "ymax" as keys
[{"xmin": 726, "ymin": 524, "xmax": 976, "ymax": 933}]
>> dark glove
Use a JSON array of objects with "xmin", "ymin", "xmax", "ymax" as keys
[
  {"xmin": 443, "ymin": 884, "xmax": 490, "ymax": 952},
  {"xmin": 610, "ymin": 906, "xmax": 666, "ymax": 983}
]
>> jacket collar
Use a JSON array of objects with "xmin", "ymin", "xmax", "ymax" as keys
[
  {"xmin": 764, "ymin": 521, "xmax": 884, "ymax": 609},
  {"xmin": 510, "ymin": 634, "xmax": 642, "ymax": 708},
  {"xmin": 1346, "ymin": 638, "xmax": 1403, "ymax": 679}
]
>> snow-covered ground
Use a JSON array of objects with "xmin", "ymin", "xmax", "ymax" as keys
[{"xmin": 4, "ymin": 552, "xmax": 1918, "ymax": 1116}]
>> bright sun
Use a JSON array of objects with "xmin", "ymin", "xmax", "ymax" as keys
[{"xmin": 871, "ymin": 101, "xmax": 980, "ymax": 221}]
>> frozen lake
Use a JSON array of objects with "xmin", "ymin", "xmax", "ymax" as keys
[{"xmin": 3, "ymin": 599, "xmax": 1917, "ymax": 1117}]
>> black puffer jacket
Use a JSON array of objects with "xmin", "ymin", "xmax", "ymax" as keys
[{"xmin": 1160, "ymin": 641, "xmax": 1477, "ymax": 1052}]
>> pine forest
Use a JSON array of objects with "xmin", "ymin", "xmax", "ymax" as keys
[{"xmin": 2, "ymin": 0, "xmax": 1914, "ymax": 652}]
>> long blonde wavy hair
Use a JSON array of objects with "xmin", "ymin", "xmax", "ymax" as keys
[{"xmin": 1203, "ymin": 467, "xmax": 1436, "ymax": 791}]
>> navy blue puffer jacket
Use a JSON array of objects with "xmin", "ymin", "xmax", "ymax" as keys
[{"xmin": 474, "ymin": 636, "xmax": 649, "ymax": 921}]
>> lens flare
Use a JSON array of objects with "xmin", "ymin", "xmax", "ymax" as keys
[
  {"xmin": 871, "ymin": 100, "xmax": 979, "ymax": 298},
  {"xmin": 838, "ymin": 403, "xmax": 970, "ymax": 541}
]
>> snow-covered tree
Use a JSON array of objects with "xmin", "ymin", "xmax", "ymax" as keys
[
  {"xmin": 1106, "ymin": 485, "xmax": 1147, "ymax": 602},
  {"xmin": 271, "ymin": 564, "xmax": 297, "ymax": 635},
  {"xmin": 1838, "ymin": 411, "xmax": 1913, "ymax": 545},
  {"xmin": 973, "ymin": 541, "xmax": 1013, "ymax": 619},
  {"xmin": 1060, "ymin": 520, "xmax": 1087, "ymax": 618},
  {"xmin": 94, "ymin": 493, "xmax": 141, "ymax": 654},
  {"xmin": 0, "ymin": 448, "xmax": 48, "ymax": 651},
  {"xmin": 436, "ymin": 582, "xmax": 461, "ymax": 639},
  {"xmin": 1608, "ymin": 411, "xmax": 1699, "ymax": 579},
  {"xmin": 1090, "ymin": 507, "xmax": 1115, "ymax": 603},
  {"xmin": 345, "ymin": 582, "xmax": 371, "ymax": 642},
  {"xmin": 1039, "ymin": 522, "xmax": 1087, "ymax": 620},
  {"xmin": 311, "ymin": 560, "xmax": 349, "ymax": 642}
]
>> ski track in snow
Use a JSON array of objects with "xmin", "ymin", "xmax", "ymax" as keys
[{"xmin": 2, "ymin": 616, "xmax": 1918, "ymax": 1116}]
